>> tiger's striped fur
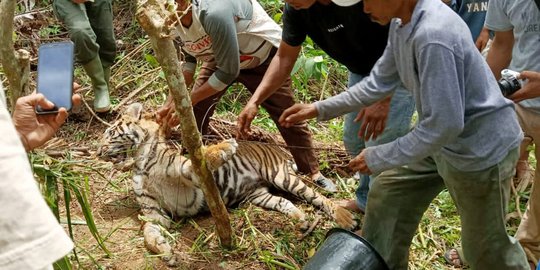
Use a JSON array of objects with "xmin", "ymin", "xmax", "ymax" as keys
[{"xmin": 98, "ymin": 103, "xmax": 355, "ymax": 265}]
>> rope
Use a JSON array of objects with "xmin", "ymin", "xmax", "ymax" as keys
[{"xmin": 45, "ymin": 135, "xmax": 346, "ymax": 154}]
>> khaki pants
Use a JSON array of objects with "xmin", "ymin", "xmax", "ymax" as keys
[
  {"xmin": 53, "ymin": 0, "xmax": 116, "ymax": 67},
  {"xmin": 515, "ymin": 104, "xmax": 540, "ymax": 266},
  {"xmin": 363, "ymin": 148, "xmax": 529, "ymax": 269},
  {"xmin": 192, "ymin": 48, "xmax": 319, "ymax": 175}
]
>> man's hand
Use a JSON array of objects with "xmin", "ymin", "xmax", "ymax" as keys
[
  {"xmin": 278, "ymin": 103, "xmax": 317, "ymax": 128},
  {"xmin": 156, "ymin": 95, "xmax": 180, "ymax": 128},
  {"xmin": 475, "ymin": 27, "xmax": 490, "ymax": 52},
  {"xmin": 13, "ymin": 93, "xmax": 81, "ymax": 151},
  {"xmin": 355, "ymin": 97, "xmax": 391, "ymax": 141},
  {"xmin": 348, "ymin": 149, "xmax": 372, "ymax": 175},
  {"xmin": 508, "ymin": 71, "xmax": 540, "ymax": 103},
  {"xmin": 236, "ymin": 102, "xmax": 258, "ymax": 139}
]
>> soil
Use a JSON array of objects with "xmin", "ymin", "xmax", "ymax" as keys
[{"xmin": 45, "ymin": 106, "xmax": 354, "ymax": 270}]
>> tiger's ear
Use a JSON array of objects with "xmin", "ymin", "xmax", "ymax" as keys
[{"xmin": 126, "ymin": 103, "xmax": 143, "ymax": 120}]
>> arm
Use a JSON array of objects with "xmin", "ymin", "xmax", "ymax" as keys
[
  {"xmin": 314, "ymin": 41, "xmax": 400, "ymax": 121},
  {"xmin": 190, "ymin": 2, "xmax": 244, "ymax": 105},
  {"xmin": 248, "ymin": 42, "xmax": 300, "ymax": 105},
  {"xmin": 475, "ymin": 27, "xmax": 490, "ymax": 52},
  {"xmin": 486, "ymin": 30, "xmax": 514, "ymax": 79},
  {"xmin": 156, "ymin": 69, "xmax": 195, "ymax": 127},
  {"xmin": 355, "ymin": 96, "xmax": 392, "ymax": 140},
  {"xmin": 279, "ymin": 39, "xmax": 400, "ymax": 127},
  {"xmin": 182, "ymin": 51, "xmax": 197, "ymax": 88},
  {"xmin": 484, "ymin": 0, "xmax": 514, "ymax": 79},
  {"xmin": 237, "ymin": 42, "xmax": 301, "ymax": 137},
  {"xmin": 361, "ymin": 44, "xmax": 465, "ymax": 174}
]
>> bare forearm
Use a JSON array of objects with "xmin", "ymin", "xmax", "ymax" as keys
[
  {"xmin": 486, "ymin": 31, "xmax": 514, "ymax": 79},
  {"xmin": 249, "ymin": 43, "xmax": 301, "ymax": 106},
  {"xmin": 184, "ymin": 70, "xmax": 194, "ymax": 88},
  {"xmin": 191, "ymin": 81, "xmax": 219, "ymax": 106}
]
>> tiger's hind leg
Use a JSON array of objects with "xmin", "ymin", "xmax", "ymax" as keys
[
  {"xmin": 204, "ymin": 138, "xmax": 238, "ymax": 171},
  {"xmin": 271, "ymin": 167, "xmax": 356, "ymax": 230},
  {"xmin": 138, "ymin": 194, "xmax": 179, "ymax": 266},
  {"xmin": 246, "ymin": 188, "xmax": 310, "ymax": 230}
]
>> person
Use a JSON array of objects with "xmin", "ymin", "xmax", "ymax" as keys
[
  {"xmin": 279, "ymin": 0, "xmax": 529, "ymax": 268},
  {"xmin": 440, "ymin": 0, "xmax": 492, "ymax": 266},
  {"xmin": 235, "ymin": 0, "xmax": 415, "ymax": 213},
  {"xmin": 443, "ymin": 0, "xmax": 491, "ymax": 52},
  {"xmin": 53, "ymin": 0, "xmax": 115, "ymax": 113},
  {"xmin": 485, "ymin": 0, "xmax": 540, "ymax": 268},
  {"xmin": 443, "ymin": 72, "xmax": 540, "ymax": 268},
  {"xmin": 156, "ymin": 0, "xmax": 336, "ymax": 192},
  {"xmin": 0, "ymin": 81, "xmax": 79, "ymax": 269}
]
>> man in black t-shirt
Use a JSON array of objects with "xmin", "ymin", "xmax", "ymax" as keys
[{"xmin": 237, "ymin": 0, "xmax": 415, "ymax": 213}]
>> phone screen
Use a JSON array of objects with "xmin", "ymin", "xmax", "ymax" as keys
[{"xmin": 36, "ymin": 41, "xmax": 74, "ymax": 114}]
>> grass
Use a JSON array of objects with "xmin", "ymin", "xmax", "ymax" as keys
[{"xmin": 30, "ymin": 150, "xmax": 111, "ymax": 269}]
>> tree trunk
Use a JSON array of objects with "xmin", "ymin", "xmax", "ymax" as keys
[
  {"xmin": 135, "ymin": 0, "xmax": 233, "ymax": 248},
  {"xmin": 0, "ymin": 0, "xmax": 31, "ymax": 109}
]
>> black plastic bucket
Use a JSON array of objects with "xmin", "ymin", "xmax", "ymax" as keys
[{"xmin": 303, "ymin": 228, "xmax": 389, "ymax": 270}]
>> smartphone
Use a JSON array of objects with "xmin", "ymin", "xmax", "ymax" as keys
[{"xmin": 36, "ymin": 41, "xmax": 74, "ymax": 114}]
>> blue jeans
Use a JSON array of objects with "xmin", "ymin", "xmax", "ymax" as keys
[{"xmin": 342, "ymin": 72, "xmax": 415, "ymax": 210}]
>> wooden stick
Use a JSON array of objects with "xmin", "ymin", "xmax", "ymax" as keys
[
  {"xmin": 136, "ymin": 0, "xmax": 233, "ymax": 248},
  {"xmin": 112, "ymin": 76, "xmax": 156, "ymax": 111},
  {"xmin": 299, "ymin": 215, "xmax": 322, "ymax": 240},
  {"xmin": 81, "ymin": 97, "xmax": 111, "ymax": 127}
]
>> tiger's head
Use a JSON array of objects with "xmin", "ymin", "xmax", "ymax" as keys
[{"xmin": 97, "ymin": 103, "xmax": 157, "ymax": 163}]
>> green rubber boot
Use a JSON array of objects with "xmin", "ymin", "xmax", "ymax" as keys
[
  {"xmin": 83, "ymin": 57, "xmax": 111, "ymax": 112},
  {"xmin": 103, "ymin": 66, "xmax": 111, "ymax": 90}
]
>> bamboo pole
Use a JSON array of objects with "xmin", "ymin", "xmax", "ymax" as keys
[{"xmin": 135, "ymin": 0, "xmax": 233, "ymax": 248}]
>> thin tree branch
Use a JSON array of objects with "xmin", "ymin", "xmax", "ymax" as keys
[{"xmin": 135, "ymin": 0, "xmax": 233, "ymax": 248}]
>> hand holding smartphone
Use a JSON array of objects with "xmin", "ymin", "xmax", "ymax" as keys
[{"xmin": 36, "ymin": 41, "xmax": 75, "ymax": 114}]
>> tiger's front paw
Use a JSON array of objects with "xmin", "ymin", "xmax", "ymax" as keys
[
  {"xmin": 205, "ymin": 139, "xmax": 238, "ymax": 171},
  {"xmin": 143, "ymin": 223, "xmax": 174, "ymax": 263},
  {"xmin": 220, "ymin": 138, "xmax": 238, "ymax": 159},
  {"xmin": 333, "ymin": 206, "xmax": 357, "ymax": 230}
]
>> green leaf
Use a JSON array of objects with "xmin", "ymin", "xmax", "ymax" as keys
[
  {"xmin": 45, "ymin": 176, "xmax": 60, "ymax": 220},
  {"xmin": 291, "ymin": 56, "xmax": 305, "ymax": 76},
  {"xmin": 53, "ymin": 256, "xmax": 72, "ymax": 270},
  {"xmin": 69, "ymin": 177, "xmax": 111, "ymax": 256},
  {"xmin": 273, "ymin": 13, "xmax": 282, "ymax": 23},
  {"xmin": 63, "ymin": 179, "xmax": 79, "ymax": 263},
  {"xmin": 304, "ymin": 57, "xmax": 316, "ymax": 79},
  {"xmin": 144, "ymin": 54, "xmax": 159, "ymax": 68}
]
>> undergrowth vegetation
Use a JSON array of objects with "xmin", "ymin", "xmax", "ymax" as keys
[{"xmin": 0, "ymin": 0, "xmax": 535, "ymax": 269}]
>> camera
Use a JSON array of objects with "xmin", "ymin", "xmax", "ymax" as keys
[{"xmin": 498, "ymin": 69, "xmax": 522, "ymax": 97}]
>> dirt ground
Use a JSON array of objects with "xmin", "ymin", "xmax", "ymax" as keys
[{"xmin": 48, "ymin": 107, "xmax": 354, "ymax": 270}]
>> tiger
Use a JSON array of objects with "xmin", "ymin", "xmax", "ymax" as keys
[{"xmin": 97, "ymin": 103, "xmax": 356, "ymax": 265}]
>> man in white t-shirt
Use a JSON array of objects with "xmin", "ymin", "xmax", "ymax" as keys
[
  {"xmin": 486, "ymin": 0, "xmax": 540, "ymax": 268},
  {"xmin": 0, "ymin": 81, "xmax": 77, "ymax": 270}
]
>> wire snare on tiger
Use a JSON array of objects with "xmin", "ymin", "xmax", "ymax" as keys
[{"xmin": 97, "ymin": 103, "xmax": 355, "ymax": 265}]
